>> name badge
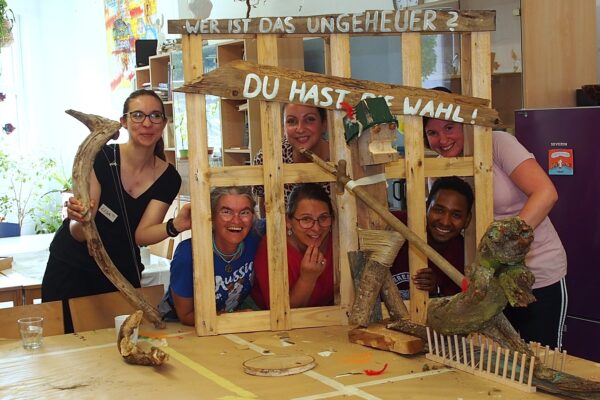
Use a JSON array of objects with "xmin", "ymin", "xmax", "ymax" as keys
[{"xmin": 98, "ymin": 204, "xmax": 118, "ymax": 222}]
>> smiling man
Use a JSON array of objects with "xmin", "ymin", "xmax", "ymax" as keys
[{"xmin": 390, "ymin": 176, "xmax": 473, "ymax": 299}]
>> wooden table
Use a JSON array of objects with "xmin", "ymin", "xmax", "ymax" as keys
[
  {"xmin": 0, "ymin": 234, "xmax": 172, "ymax": 305},
  {"xmin": 1, "ymin": 324, "xmax": 598, "ymax": 399}
]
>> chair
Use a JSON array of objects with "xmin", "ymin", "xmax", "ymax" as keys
[
  {"xmin": 148, "ymin": 238, "xmax": 175, "ymax": 260},
  {"xmin": 23, "ymin": 284, "xmax": 42, "ymax": 305},
  {"xmin": 68, "ymin": 285, "xmax": 164, "ymax": 332},
  {"xmin": 0, "ymin": 301, "xmax": 64, "ymax": 339}
]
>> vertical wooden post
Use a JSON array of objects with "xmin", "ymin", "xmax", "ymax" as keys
[
  {"xmin": 461, "ymin": 32, "xmax": 493, "ymax": 258},
  {"xmin": 328, "ymin": 34, "xmax": 357, "ymax": 320},
  {"xmin": 401, "ymin": 33, "xmax": 428, "ymax": 325},
  {"xmin": 183, "ymin": 34, "xmax": 216, "ymax": 335},
  {"xmin": 256, "ymin": 34, "xmax": 290, "ymax": 331},
  {"xmin": 469, "ymin": 32, "xmax": 494, "ymax": 242},
  {"xmin": 460, "ymin": 33, "xmax": 477, "ymax": 266}
]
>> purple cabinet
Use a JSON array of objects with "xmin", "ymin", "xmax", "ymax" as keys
[{"xmin": 515, "ymin": 107, "xmax": 600, "ymax": 362}]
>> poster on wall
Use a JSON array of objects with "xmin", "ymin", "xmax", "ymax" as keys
[
  {"xmin": 548, "ymin": 148, "xmax": 574, "ymax": 176},
  {"xmin": 104, "ymin": 0, "xmax": 160, "ymax": 91}
]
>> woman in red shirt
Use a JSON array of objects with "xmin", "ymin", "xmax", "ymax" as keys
[{"xmin": 252, "ymin": 183, "xmax": 334, "ymax": 309}]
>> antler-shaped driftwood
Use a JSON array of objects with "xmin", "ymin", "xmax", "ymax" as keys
[{"xmin": 67, "ymin": 109, "xmax": 165, "ymax": 329}]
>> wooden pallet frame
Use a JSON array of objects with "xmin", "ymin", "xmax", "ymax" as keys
[{"xmin": 168, "ymin": 9, "xmax": 497, "ymax": 336}]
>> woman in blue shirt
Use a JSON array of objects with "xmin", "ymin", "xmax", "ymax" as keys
[{"xmin": 160, "ymin": 186, "xmax": 260, "ymax": 325}]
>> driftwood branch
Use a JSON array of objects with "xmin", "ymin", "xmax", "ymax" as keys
[
  {"xmin": 67, "ymin": 109, "xmax": 165, "ymax": 329},
  {"xmin": 350, "ymin": 229, "xmax": 408, "ymax": 325},
  {"xmin": 348, "ymin": 251, "xmax": 383, "ymax": 323}
]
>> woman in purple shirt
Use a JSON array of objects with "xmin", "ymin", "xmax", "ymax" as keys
[{"xmin": 423, "ymin": 87, "xmax": 567, "ymax": 350}]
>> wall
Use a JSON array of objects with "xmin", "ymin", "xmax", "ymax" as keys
[
  {"xmin": 1, "ymin": 0, "xmax": 113, "ymax": 233},
  {"xmin": 522, "ymin": 0, "xmax": 598, "ymax": 107},
  {"xmin": 4, "ymin": 0, "xmax": 111, "ymax": 167},
  {"xmin": 460, "ymin": 0, "xmax": 521, "ymax": 74},
  {"xmin": 0, "ymin": 0, "xmax": 180, "ymax": 233}
]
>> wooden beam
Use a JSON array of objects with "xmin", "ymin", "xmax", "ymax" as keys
[
  {"xmin": 402, "ymin": 32, "xmax": 428, "ymax": 325},
  {"xmin": 183, "ymin": 34, "xmax": 216, "ymax": 336},
  {"xmin": 469, "ymin": 32, "xmax": 494, "ymax": 245},
  {"xmin": 328, "ymin": 34, "xmax": 356, "ymax": 318},
  {"xmin": 167, "ymin": 10, "xmax": 496, "ymax": 36},
  {"xmin": 256, "ymin": 34, "xmax": 290, "ymax": 331},
  {"xmin": 206, "ymin": 157, "xmax": 474, "ymax": 188},
  {"xmin": 177, "ymin": 60, "xmax": 499, "ymax": 127}
]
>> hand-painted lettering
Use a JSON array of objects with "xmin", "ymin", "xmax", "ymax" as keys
[
  {"xmin": 446, "ymin": 11, "xmax": 459, "ymax": 31},
  {"xmin": 243, "ymin": 73, "xmax": 262, "ymax": 98}
]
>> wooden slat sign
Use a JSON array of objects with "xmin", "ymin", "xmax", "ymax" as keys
[
  {"xmin": 168, "ymin": 10, "xmax": 495, "ymax": 36},
  {"xmin": 176, "ymin": 60, "xmax": 500, "ymax": 128}
]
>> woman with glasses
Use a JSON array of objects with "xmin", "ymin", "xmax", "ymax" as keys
[
  {"xmin": 159, "ymin": 186, "xmax": 261, "ymax": 325},
  {"xmin": 42, "ymin": 89, "xmax": 190, "ymax": 333},
  {"xmin": 252, "ymin": 183, "xmax": 334, "ymax": 309},
  {"xmin": 253, "ymin": 104, "xmax": 330, "ymax": 216},
  {"xmin": 423, "ymin": 87, "xmax": 567, "ymax": 350}
]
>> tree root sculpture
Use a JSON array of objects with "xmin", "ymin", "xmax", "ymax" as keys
[
  {"xmin": 389, "ymin": 217, "xmax": 600, "ymax": 399},
  {"xmin": 299, "ymin": 149, "xmax": 600, "ymax": 397},
  {"xmin": 68, "ymin": 109, "xmax": 165, "ymax": 328},
  {"xmin": 117, "ymin": 311, "xmax": 169, "ymax": 366}
]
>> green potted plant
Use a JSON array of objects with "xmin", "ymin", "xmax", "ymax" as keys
[
  {"xmin": 0, "ymin": 149, "xmax": 56, "ymax": 235},
  {"xmin": 41, "ymin": 170, "xmax": 73, "ymax": 221},
  {"xmin": 0, "ymin": 0, "xmax": 14, "ymax": 49}
]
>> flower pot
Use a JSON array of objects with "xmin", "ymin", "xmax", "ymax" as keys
[
  {"xmin": 0, "ymin": 222, "xmax": 20, "ymax": 238},
  {"xmin": 178, "ymin": 149, "xmax": 188, "ymax": 159}
]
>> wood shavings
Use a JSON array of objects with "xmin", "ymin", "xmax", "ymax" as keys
[
  {"xmin": 335, "ymin": 370, "xmax": 362, "ymax": 378},
  {"xmin": 318, "ymin": 350, "xmax": 335, "ymax": 357}
]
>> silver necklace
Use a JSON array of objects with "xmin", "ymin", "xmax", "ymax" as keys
[{"xmin": 213, "ymin": 238, "xmax": 244, "ymax": 273}]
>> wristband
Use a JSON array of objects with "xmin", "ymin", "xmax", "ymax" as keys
[{"xmin": 166, "ymin": 218, "xmax": 180, "ymax": 237}]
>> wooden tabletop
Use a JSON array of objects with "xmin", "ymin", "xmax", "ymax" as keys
[{"xmin": 1, "ymin": 323, "xmax": 598, "ymax": 399}]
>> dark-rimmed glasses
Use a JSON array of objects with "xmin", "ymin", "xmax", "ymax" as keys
[
  {"xmin": 219, "ymin": 208, "xmax": 253, "ymax": 221},
  {"xmin": 124, "ymin": 111, "xmax": 165, "ymax": 124},
  {"xmin": 293, "ymin": 214, "xmax": 332, "ymax": 229}
]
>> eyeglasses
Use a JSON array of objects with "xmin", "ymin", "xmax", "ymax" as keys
[
  {"xmin": 124, "ymin": 111, "xmax": 165, "ymax": 124},
  {"xmin": 218, "ymin": 208, "xmax": 253, "ymax": 221},
  {"xmin": 293, "ymin": 214, "xmax": 332, "ymax": 229}
]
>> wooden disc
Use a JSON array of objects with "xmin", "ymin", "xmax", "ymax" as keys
[{"xmin": 243, "ymin": 354, "xmax": 316, "ymax": 377}]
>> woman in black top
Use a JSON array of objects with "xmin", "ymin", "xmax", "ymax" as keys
[{"xmin": 42, "ymin": 89, "xmax": 190, "ymax": 332}]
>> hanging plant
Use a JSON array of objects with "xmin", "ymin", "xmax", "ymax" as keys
[{"xmin": 0, "ymin": 0, "xmax": 15, "ymax": 48}]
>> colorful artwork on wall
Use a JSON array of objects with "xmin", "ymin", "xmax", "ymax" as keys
[{"xmin": 104, "ymin": 0, "xmax": 159, "ymax": 91}]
